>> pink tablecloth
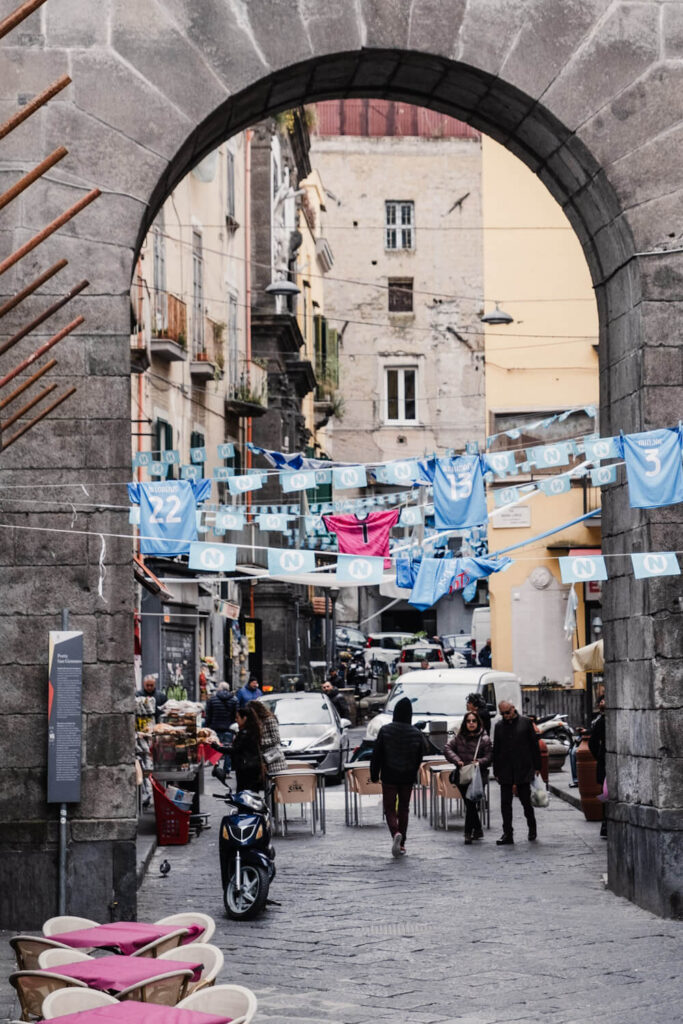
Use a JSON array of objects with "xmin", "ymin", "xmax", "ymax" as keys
[
  {"xmin": 50, "ymin": 922, "xmax": 203, "ymax": 955},
  {"xmin": 44, "ymin": 954, "xmax": 203, "ymax": 991},
  {"xmin": 41, "ymin": 1002, "xmax": 231, "ymax": 1024}
]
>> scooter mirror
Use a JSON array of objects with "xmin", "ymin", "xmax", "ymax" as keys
[{"xmin": 340, "ymin": 718, "xmax": 352, "ymax": 730}]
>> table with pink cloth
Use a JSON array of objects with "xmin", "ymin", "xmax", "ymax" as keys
[
  {"xmin": 49, "ymin": 922, "xmax": 203, "ymax": 955},
  {"xmin": 40, "ymin": 954, "xmax": 204, "ymax": 992},
  {"xmin": 38, "ymin": 1001, "xmax": 232, "ymax": 1024}
]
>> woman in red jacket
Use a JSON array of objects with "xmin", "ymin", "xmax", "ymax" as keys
[{"xmin": 444, "ymin": 710, "xmax": 493, "ymax": 844}]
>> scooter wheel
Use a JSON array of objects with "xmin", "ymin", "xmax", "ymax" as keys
[{"xmin": 224, "ymin": 863, "xmax": 270, "ymax": 920}]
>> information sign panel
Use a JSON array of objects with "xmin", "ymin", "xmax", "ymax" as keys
[{"xmin": 47, "ymin": 631, "xmax": 83, "ymax": 804}]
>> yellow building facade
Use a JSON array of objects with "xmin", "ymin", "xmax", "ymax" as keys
[{"xmin": 482, "ymin": 136, "xmax": 601, "ymax": 689}]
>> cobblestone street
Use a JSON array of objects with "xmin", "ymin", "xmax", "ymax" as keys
[{"xmin": 2, "ymin": 765, "xmax": 681, "ymax": 1024}]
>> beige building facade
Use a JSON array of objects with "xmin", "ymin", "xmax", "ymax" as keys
[{"xmin": 482, "ymin": 136, "xmax": 601, "ymax": 689}]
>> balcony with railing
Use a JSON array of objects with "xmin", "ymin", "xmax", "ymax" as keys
[
  {"xmin": 225, "ymin": 357, "xmax": 269, "ymax": 417},
  {"xmin": 190, "ymin": 316, "xmax": 225, "ymax": 382},
  {"xmin": 150, "ymin": 293, "xmax": 188, "ymax": 362}
]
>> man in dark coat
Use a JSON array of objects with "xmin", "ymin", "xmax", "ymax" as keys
[
  {"xmin": 205, "ymin": 681, "xmax": 238, "ymax": 773},
  {"xmin": 588, "ymin": 694, "xmax": 607, "ymax": 838},
  {"xmin": 136, "ymin": 674, "xmax": 167, "ymax": 722},
  {"xmin": 370, "ymin": 696, "xmax": 426, "ymax": 857},
  {"xmin": 322, "ymin": 680, "xmax": 350, "ymax": 720},
  {"xmin": 493, "ymin": 700, "xmax": 542, "ymax": 844}
]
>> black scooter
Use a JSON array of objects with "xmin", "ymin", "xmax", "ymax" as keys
[{"xmin": 214, "ymin": 784, "xmax": 276, "ymax": 920}]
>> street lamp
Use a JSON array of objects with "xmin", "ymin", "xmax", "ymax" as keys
[
  {"xmin": 329, "ymin": 587, "xmax": 339, "ymax": 673},
  {"xmin": 480, "ymin": 302, "xmax": 513, "ymax": 326},
  {"xmin": 264, "ymin": 277, "xmax": 300, "ymax": 297}
]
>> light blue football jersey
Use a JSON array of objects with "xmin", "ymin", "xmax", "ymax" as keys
[
  {"xmin": 128, "ymin": 479, "xmax": 212, "ymax": 555},
  {"xmin": 616, "ymin": 427, "xmax": 683, "ymax": 509}
]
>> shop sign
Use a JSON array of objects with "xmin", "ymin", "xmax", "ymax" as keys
[{"xmin": 47, "ymin": 631, "xmax": 83, "ymax": 804}]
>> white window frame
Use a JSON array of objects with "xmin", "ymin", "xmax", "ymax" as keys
[
  {"xmin": 385, "ymin": 200, "xmax": 415, "ymax": 250},
  {"xmin": 384, "ymin": 365, "xmax": 418, "ymax": 424}
]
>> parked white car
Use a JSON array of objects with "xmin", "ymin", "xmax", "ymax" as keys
[
  {"xmin": 365, "ymin": 667, "xmax": 522, "ymax": 740},
  {"xmin": 363, "ymin": 632, "xmax": 414, "ymax": 669}
]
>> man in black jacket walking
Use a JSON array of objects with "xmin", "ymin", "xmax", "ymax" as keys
[
  {"xmin": 370, "ymin": 697, "xmax": 426, "ymax": 857},
  {"xmin": 205, "ymin": 682, "xmax": 238, "ymax": 773},
  {"xmin": 493, "ymin": 701, "xmax": 542, "ymax": 845}
]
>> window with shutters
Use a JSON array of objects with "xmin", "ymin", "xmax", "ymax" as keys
[
  {"xmin": 153, "ymin": 418, "xmax": 175, "ymax": 479},
  {"xmin": 385, "ymin": 201, "xmax": 414, "ymax": 250}
]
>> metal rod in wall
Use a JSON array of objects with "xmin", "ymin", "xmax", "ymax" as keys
[
  {"xmin": 0, "ymin": 280, "xmax": 89, "ymax": 358},
  {"xmin": 0, "ymin": 147, "xmax": 68, "ymax": 212},
  {"xmin": 1, "ymin": 386, "xmax": 77, "ymax": 449},
  {"xmin": 0, "ymin": 0, "xmax": 48, "ymax": 40},
  {"xmin": 0, "ymin": 189, "xmax": 100, "ymax": 276},
  {"xmin": 1, "ymin": 383, "xmax": 57, "ymax": 431},
  {"xmin": 0, "ymin": 260, "xmax": 68, "ymax": 320},
  {"xmin": 0, "ymin": 316, "xmax": 83, "ymax": 390},
  {"xmin": 0, "ymin": 74, "xmax": 71, "ymax": 141},
  {"xmin": 0, "ymin": 358, "xmax": 57, "ymax": 411}
]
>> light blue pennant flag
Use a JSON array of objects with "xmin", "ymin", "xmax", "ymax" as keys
[
  {"xmin": 160, "ymin": 449, "xmax": 180, "ymax": 465},
  {"xmin": 181, "ymin": 464, "xmax": 201, "ymax": 481},
  {"xmin": 559, "ymin": 554, "xmax": 608, "ymax": 584},
  {"xmin": 399, "ymin": 506, "xmax": 423, "ymax": 526},
  {"xmin": 584, "ymin": 436, "xmax": 617, "ymax": 462},
  {"xmin": 213, "ymin": 466, "xmax": 235, "ymax": 480},
  {"xmin": 373, "ymin": 465, "xmax": 389, "ymax": 483},
  {"xmin": 257, "ymin": 513, "xmax": 289, "ymax": 531},
  {"xmin": 584, "ymin": 405, "xmax": 597, "ymax": 418},
  {"xmin": 493, "ymin": 486, "xmax": 520, "ymax": 507},
  {"xmin": 228, "ymin": 474, "xmax": 263, "ymax": 495},
  {"xmin": 465, "ymin": 441, "xmax": 479, "ymax": 455},
  {"xmin": 384, "ymin": 460, "xmax": 419, "ymax": 485},
  {"xmin": 132, "ymin": 451, "xmax": 152, "ymax": 468},
  {"xmin": 128, "ymin": 506, "xmax": 140, "ymax": 525},
  {"xmin": 336, "ymin": 554, "xmax": 385, "ymax": 585},
  {"xmin": 540, "ymin": 476, "xmax": 571, "ymax": 496},
  {"xmin": 190, "ymin": 447, "xmax": 207, "ymax": 463},
  {"xmin": 217, "ymin": 442, "xmax": 235, "ymax": 459},
  {"xmin": 505, "ymin": 428, "xmax": 521, "ymax": 440},
  {"xmin": 333, "ymin": 465, "xmax": 367, "ymax": 490},
  {"xmin": 591, "ymin": 465, "xmax": 617, "ymax": 486},
  {"xmin": 314, "ymin": 469, "xmax": 332, "ymax": 485},
  {"xmin": 304, "ymin": 515, "xmax": 322, "ymax": 533},
  {"xmin": 267, "ymin": 548, "xmax": 315, "ymax": 575},
  {"xmin": 195, "ymin": 510, "xmax": 208, "ymax": 534},
  {"xmin": 281, "ymin": 469, "xmax": 317, "ymax": 492},
  {"xmin": 486, "ymin": 451, "xmax": 517, "ymax": 477},
  {"xmin": 150, "ymin": 461, "xmax": 167, "ymax": 477},
  {"xmin": 188, "ymin": 542, "xmax": 237, "ymax": 573},
  {"xmin": 631, "ymin": 552, "xmax": 681, "ymax": 580},
  {"xmin": 529, "ymin": 443, "xmax": 570, "ymax": 468},
  {"xmin": 213, "ymin": 527, "xmax": 225, "ymax": 537},
  {"xmin": 215, "ymin": 509, "xmax": 245, "ymax": 530}
]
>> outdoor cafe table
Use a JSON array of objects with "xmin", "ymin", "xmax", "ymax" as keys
[
  {"xmin": 47, "ymin": 922, "xmax": 203, "ymax": 955},
  {"xmin": 36, "ymin": 1000, "xmax": 233, "ymax": 1024},
  {"xmin": 39, "ymin": 954, "xmax": 203, "ymax": 993}
]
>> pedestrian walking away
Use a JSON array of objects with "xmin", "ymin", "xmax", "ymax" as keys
[
  {"xmin": 444, "ymin": 710, "xmax": 492, "ymax": 843},
  {"xmin": 588, "ymin": 694, "xmax": 607, "ymax": 839},
  {"xmin": 370, "ymin": 696, "xmax": 426, "ymax": 857},
  {"xmin": 205, "ymin": 681, "xmax": 238, "ymax": 774},
  {"xmin": 493, "ymin": 700, "xmax": 542, "ymax": 844}
]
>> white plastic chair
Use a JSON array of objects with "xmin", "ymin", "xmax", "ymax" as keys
[
  {"xmin": 129, "ymin": 928, "xmax": 188, "ymax": 958},
  {"xmin": 38, "ymin": 949, "xmax": 93, "ymax": 969},
  {"xmin": 155, "ymin": 913, "xmax": 215, "ymax": 944},
  {"xmin": 42, "ymin": 988, "xmax": 118, "ymax": 1019},
  {"xmin": 345, "ymin": 763, "xmax": 383, "ymax": 826},
  {"xmin": 158, "ymin": 942, "xmax": 223, "ymax": 993},
  {"xmin": 42, "ymin": 917, "xmax": 98, "ymax": 937},
  {"xmin": 177, "ymin": 983, "xmax": 257, "ymax": 1024}
]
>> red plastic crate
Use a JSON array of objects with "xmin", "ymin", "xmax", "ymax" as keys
[{"xmin": 151, "ymin": 778, "xmax": 191, "ymax": 845}]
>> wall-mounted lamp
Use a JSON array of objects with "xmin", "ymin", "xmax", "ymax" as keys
[{"xmin": 265, "ymin": 278, "xmax": 301, "ymax": 297}]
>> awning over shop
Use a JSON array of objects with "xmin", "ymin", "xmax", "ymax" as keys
[
  {"xmin": 572, "ymin": 637, "xmax": 604, "ymax": 672},
  {"xmin": 133, "ymin": 553, "xmax": 173, "ymax": 601}
]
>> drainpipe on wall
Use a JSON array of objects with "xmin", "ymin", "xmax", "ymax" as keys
[{"xmin": 245, "ymin": 129, "xmax": 255, "ymax": 619}]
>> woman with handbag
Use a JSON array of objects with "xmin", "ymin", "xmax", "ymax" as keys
[
  {"xmin": 444, "ymin": 710, "xmax": 493, "ymax": 844},
  {"xmin": 250, "ymin": 700, "xmax": 288, "ymax": 774},
  {"xmin": 231, "ymin": 704, "xmax": 267, "ymax": 792}
]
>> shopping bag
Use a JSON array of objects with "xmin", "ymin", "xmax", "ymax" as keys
[
  {"xmin": 530, "ymin": 774, "xmax": 549, "ymax": 808},
  {"xmin": 469, "ymin": 764, "xmax": 484, "ymax": 802}
]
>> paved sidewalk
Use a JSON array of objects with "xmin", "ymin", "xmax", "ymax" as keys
[{"xmin": 2, "ymin": 771, "xmax": 681, "ymax": 1024}]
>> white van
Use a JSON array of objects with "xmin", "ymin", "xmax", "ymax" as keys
[
  {"xmin": 365, "ymin": 666, "xmax": 521, "ymax": 740},
  {"xmin": 470, "ymin": 607, "xmax": 491, "ymax": 658}
]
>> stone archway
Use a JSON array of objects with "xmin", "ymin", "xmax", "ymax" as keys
[{"xmin": 1, "ymin": 2, "xmax": 681, "ymax": 923}]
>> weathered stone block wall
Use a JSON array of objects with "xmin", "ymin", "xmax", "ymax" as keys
[{"xmin": 0, "ymin": 0, "xmax": 681, "ymax": 922}]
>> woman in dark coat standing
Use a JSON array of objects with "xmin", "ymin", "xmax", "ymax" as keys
[
  {"xmin": 444, "ymin": 711, "xmax": 493, "ymax": 843},
  {"xmin": 231, "ymin": 704, "xmax": 265, "ymax": 792}
]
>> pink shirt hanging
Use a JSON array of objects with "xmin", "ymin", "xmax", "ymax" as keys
[{"xmin": 323, "ymin": 509, "xmax": 400, "ymax": 565}]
